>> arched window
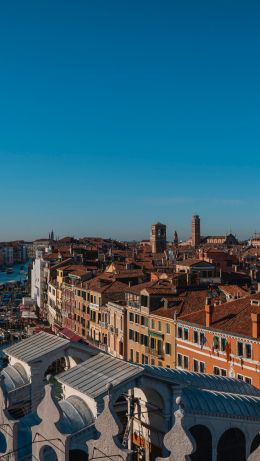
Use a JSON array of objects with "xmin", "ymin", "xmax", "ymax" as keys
[
  {"xmin": 40, "ymin": 445, "xmax": 58, "ymax": 461},
  {"xmin": 0, "ymin": 432, "xmax": 7, "ymax": 454},
  {"xmin": 189, "ymin": 425, "xmax": 212, "ymax": 461},
  {"xmin": 217, "ymin": 428, "xmax": 246, "ymax": 461},
  {"xmin": 250, "ymin": 433, "xmax": 260, "ymax": 453}
]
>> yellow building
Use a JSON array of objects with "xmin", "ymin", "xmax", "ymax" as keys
[{"xmin": 125, "ymin": 281, "xmax": 178, "ymax": 367}]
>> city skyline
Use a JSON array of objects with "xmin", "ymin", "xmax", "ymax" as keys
[{"xmin": 0, "ymin": 1, "xmax": 259, "ymax": 240}]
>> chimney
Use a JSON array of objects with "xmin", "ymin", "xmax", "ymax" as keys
[
  {"xmin": 205, "ymin": 297, "xmax": 213, "ymax": 328},
  {"xmin": 251, "ymin": 312, "xmax": 260, "ymax": 339}
]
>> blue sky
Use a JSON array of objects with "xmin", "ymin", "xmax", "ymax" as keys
[{"xmin": 0, "ymin": 0, "xmax": 259, "ymax": 241}]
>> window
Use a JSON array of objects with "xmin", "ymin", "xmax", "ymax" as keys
[
  {"xmin": 142, "ymin": 354, "xmax": 148, "ymax": 364},
  {"xmin": 166, "ymin": 323, "xmax": 171, "ymax": 334},
  {"xmin": 237, "ymin": 341, "xmax": 252, "ymax": 359},
  {"xmin": 151, "ymin": 320, "xmax": 156, "ymax": 329},
  {"xmin": 177, "ymin": 354, "xmax": 182, "ymax": 367},
  {"xmin": 165, "ymin": 343, "xmax": 171, "ymax": 355},
  {"xmin": 184, "ymin": 328, "xmax": 189, "ymax": 341},
  {"xmin": 129, "ymin": 329, "xmax": 134, "ymax": 340},
  {"xmin": 135, "ymin": 314, "xmax": 140, "ymax": 324},
  {"xmin": 129, "ymin": 312, "xmax": 134, "ymax": 322},
  {"xmin": 213, "ymin": 367, "xmax": 226, "ymax": 376},
  {"xmin": 237, "ymin": 374, "xmax": 252, "ymax": 384},
  {"xmin": 177, "ymin": 326, "xmax": 183, "ymax": 338},
  {"xmin": 141, "ymin": 316, "xmax": 145, "ymax": 326},
  {"xmin": 141, "ymin": 295, "xmax": 148, "ymax": 307},
  {"xmin": 158, "ymin": 321, "xmax": 162, "ymax": 331},
  {"xmin": 130, "ymin": 349, "xmax": 133, "ymax": 361},
  {"xmin": 193, "ymin": 359, "xmax": 199, "ymax": 372},
  {"xmin": 237, "ymin": 341, "xmax": 243, "ymax": 356},
  {"xmin": 183, "ymin": 356, "xmax": 189, "ymax": 369},
  {"xmin": 136, "ymin": 352, "xmax": 139, "ymax": 363},
  {"xmin": 158, "ymin": 340, "xmax": 163, "ymax": 355},
  {"xmin": 200, "ymin": 362, "xmax": 205, "ymax": 373},
  {"xmin": 213, "ymin": 336, "xmax": 219, "ymax": 350},
  {"xmin": 245, "ymin": 344, "xmax": 252, "ymax": 359},
  {"xmin": 193, "ymin": 331, "xmax": 199, "ymax": 344},
  {"xmin": 200, "ymin": 332, "xmax": 206, "ymax": 347},
  {"xmin": 150, "ymin": 338, "xmax": 155, "ymax": 349},
  {"xmin": 119, "ymin": 341, "xmax": 124, "ymax": 356},
  {"xmin": 143, "ymin": 335, "xmax": 148, "ymax": 346},
  {"xmin": 221, "ymin": 337, "xmax": 226, "ymax": 351},
  {"xmin": 135, "ymin": 331, "xmax": 140, "ymax": 343}
]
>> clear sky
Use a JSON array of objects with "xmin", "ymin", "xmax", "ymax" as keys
[{"xmin": 0, "ymin": 0, "xmax": 259, "ymax": 241}]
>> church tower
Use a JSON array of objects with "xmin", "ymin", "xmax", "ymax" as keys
[
  {"xmin": 173, "ymin": 230, "xmax": 178, "ymax": 245},
  {"xmin": 150, "ymin": 223, "xmax": 167, "ymax": 254},
  {"xmin": 192, "ymin": 215, "xmax": 200, "ymax": 247}
]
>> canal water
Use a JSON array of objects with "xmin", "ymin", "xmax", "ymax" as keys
[{"xmin": 0, "ymin": 261, "xmax": 30, "ymax": 285}]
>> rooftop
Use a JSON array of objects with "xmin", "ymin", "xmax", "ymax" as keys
[
  {"xmin": 5, "ymin": 332, "xmax": 69, "ymax": 364},
  {"xmin": 178, "ymin": 292, "xmax": 260, "ymax": 338},
  {"xmin": 58, "ymin": 352, "xmax": 143, "ymax": 398}
]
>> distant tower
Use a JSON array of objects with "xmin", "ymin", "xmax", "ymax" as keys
[
  {"xmin": 150, "ymin": 223, "xmax": 167, "ymax": 254},
  {"xmin": 173, "ymin": 230, "xmax": 179, "ymax": 245},
  {"xmin": 192, "ymin": 215, "xmax": 200, "ymax": 247},
  {"xmin": 49, "ymin": 230, "xmax": 54, "ymax": 242}
]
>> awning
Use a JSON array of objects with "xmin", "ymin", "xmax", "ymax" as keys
[
  {"xmin": 60, "ymin": 328, "xmax": 82, "ymax": 342},
  {"xmin": 53, "ymin": 323, "xmax": 63, "ymax": 332}
]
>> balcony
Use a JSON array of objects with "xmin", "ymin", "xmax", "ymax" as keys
[
  {"xmin": 145, "ymin": 347, "xmax": 164, "ymax": 359},
  {"xmin": 108, "ymin": 325, "xmax": 119, "ymax": 335},
  {"xmin": 127, "ymin": 301, "xmax": 141, "ymax": 308},
  {"xmin": 99, "ymin": 321, "xmax": 108, "ymax": 328},
  {"xmin": 89, "ymin": 302, "xmax": 100, "ymax": 309}
]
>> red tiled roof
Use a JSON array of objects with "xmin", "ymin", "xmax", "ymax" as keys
[
  {"xmin": 219, "ymin": 285, "xmax": 248, "ymax": 297},
  {"xmin": 178, "ymin": 292, "xmax": 260, "ymax": 338}
]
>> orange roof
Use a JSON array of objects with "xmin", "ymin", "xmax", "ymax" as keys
[{"xmin": 178, "ymin": 293, "xmax": 260, "ymax": 338}]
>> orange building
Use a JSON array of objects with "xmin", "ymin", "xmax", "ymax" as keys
[{"xmin": 176, "ymin": 293, "xmax": 260, "ymax": 387}]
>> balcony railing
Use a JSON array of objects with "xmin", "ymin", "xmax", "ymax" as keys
[
  {"xmin": 89, "ymin": 302, "xmax": 100, "ymax": 309},
  {"xmin": 145, "ymin": 347, "xmax": 164, "ymax": 359},
  {"xmin": 99, "ymin": 321, "xmax": 108, "ymax": 328},
  {"xmin": 127, "ymin": 301, "xmax": 141, "ymax": 308},
  {"xmin": 108, "ymin": 325, "xmax": 119, "ymax": 335}
]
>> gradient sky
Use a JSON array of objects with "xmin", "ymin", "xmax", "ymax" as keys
[{"xmin": 0, "ymin": 0, "xmax": 259, "ymax": 241}]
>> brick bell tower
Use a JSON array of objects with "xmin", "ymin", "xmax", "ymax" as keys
[
  {"xmin": 150, "ymin": 222, "xmax": 167, "ymax": 254},
  {"xmin": 192, "ymin": 215, "xmax": 200, "ymax": 247}
]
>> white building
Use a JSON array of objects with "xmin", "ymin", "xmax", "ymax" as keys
[{"xmin": 31, "ymin": 250, "xmax": 49, "ymax": 309}]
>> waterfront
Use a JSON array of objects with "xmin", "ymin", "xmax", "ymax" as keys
[{"xmin": 0, "ymin": 261, "xmax": 30, "ymax": 285}]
